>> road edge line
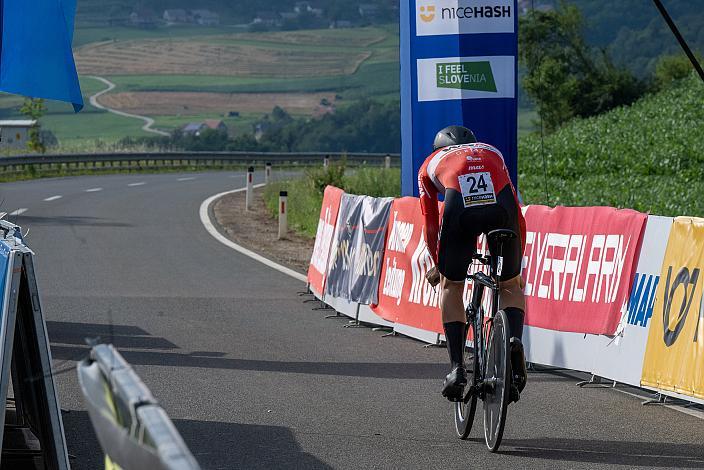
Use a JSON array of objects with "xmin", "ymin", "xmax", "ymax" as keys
[{"xmin": 199, "ymin": 185, "xmax": 307, "ymax": 284}]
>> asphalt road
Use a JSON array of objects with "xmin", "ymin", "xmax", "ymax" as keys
[{"xmin": 1, "ymin": 171, "xmax": 703, "ymax": 470}]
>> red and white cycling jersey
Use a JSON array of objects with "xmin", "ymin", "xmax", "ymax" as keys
[{"xmin": 417, "ymin": 142, "xmax": 525, "ymax": 263}]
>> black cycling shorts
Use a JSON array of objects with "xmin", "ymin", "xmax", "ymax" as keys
[{"xmin": 437, "ymin": 186, "xmax": 522, "ymax": 282}]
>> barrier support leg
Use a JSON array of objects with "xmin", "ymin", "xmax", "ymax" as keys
[
  {"xmin": 344, "ymin": 305, "xmax": 365, "ymax": 328},
  {"xmin": 423, "ymin": 334, "xmax": 442, "ymax": 348},
  {"xmin": 577, "ymin": 374, "xmax": 603, "ymax": 387},
  {"xmin": 372, "ymin": 326, "xmax": 393, "ymax": 333},
  {"xmin": 642, "ymin": 393, "xmax": 667, "ymax": 406}
]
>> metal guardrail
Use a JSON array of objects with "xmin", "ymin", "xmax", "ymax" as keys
[{"xmin": 0, "ymin": 151, "xmax": 401, "ymax": 172}]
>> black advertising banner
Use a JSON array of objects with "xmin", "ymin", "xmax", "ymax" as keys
[{"xmin": 326, "ymin": 194, "xmax": 393, "ymax": 305}]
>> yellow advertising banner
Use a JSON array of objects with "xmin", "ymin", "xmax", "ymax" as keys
[{"xmin": 642, "ymin": 217, "xmax": 704, "ymax": 400}]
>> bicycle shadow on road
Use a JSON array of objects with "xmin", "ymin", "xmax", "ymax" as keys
[
  {"xmin": 496, "ymin": 437, "xmax": 704, "ymax": 468},
  {"xmin": 50, "ymin": 343, "xmax": 446, "ymax": 380}
]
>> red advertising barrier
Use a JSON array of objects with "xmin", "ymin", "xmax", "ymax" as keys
[
  {"xmin": 521, "ymin": 205, "xmax": 647, "ymax": 335},
  {"xmin": 307, "ymin": 186, "xmax": 344, "ymax": 296},
  {"xmin": 373, "ymin": 197, "xmax": 444, "ymax": 335}
]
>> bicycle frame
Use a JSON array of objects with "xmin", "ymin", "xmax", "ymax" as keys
[{"xmin": 464, "ymin": 254, "xmax": 501, "ymax": 402}]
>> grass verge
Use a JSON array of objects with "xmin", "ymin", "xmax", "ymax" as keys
[{"xmin": 263, "ymin": 163, "xmax": 401, "ymax": 237}]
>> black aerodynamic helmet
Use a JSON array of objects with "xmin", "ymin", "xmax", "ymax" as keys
[{"xmin": 432, "ymin": 125, "xmax": 477, "ymax": 151}]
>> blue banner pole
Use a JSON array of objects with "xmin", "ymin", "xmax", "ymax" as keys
[{"xmin": 401, "ymin": 1, "xmax": 519, "ymax": 196}]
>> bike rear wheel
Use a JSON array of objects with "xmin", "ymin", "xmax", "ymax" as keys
[
  {"xmin": 454, "ymin": 320, "xmax": 479, "ymax": 439},
  {"xmin": 482, "ymin": 310, "xmax": 511, "ymax": 452}
]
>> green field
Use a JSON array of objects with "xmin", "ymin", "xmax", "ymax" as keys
[
  {"xmin": 30, "ymin": 25, "xmax": 401, "ymax": 149},
  {"xmin": 519, "ymin": 73, "xmax": 703, "ymax": 217}
]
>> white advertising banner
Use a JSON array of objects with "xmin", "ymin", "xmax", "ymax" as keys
[
  {"xmin": 592, "ymin": 216, "xmax": 673, "ymax": 386},
  {"xmin": 417, "ymin": 56, "xmax": 516, "ymax": 102},
  {"xmin": 415, "ymin": 0, "xmax": 515, "ymax": 36}
]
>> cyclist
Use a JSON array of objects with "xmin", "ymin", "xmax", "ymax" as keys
[{"xmin": 418, "ymin": 125, "xmax": 527, "ymax": 402}]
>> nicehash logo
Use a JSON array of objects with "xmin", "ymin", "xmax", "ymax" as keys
[
  {"xmin": 416, "ymin": 0, "xmax": 515, "ymax": 37},
  {"xmin": 419, "ymin": 5, "xmax": 436, "ymax": 22}
]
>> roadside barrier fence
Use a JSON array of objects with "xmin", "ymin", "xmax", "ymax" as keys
[{"xmin": 307, "ymin": 185, "xmax": 704, "ymax": 406}]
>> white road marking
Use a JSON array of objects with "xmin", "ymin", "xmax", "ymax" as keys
[
  {"xmin": 9, "ymin": 208, "xmax": 28, "ymax": 216},
  {"xmin": 199, "ymin": 185, "xmax": 307, "ymax": 283},
  {"xmin": 178, "ymin": 177, "xmax": 196, "ymax": 182},
  {"xmin": 128, "ymin": 182, "xmax": 146, "ymax": 187},
  {"xmin": 85, "ymin": 187, "xmax": 103, "ymax": 192},
  {"xmin": 44, "ymin": 196, "xmax": 62, "ymax": 202}
]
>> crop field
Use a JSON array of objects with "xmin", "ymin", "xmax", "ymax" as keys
[
  {"xmin": 9, "ymin": 25, "xmax": 394, "ymax": 149},
  {"xmin": 98, "ymin": 91, "xmax": 338, "ymax": 116},
  {"xmin": 75, "ymin": 39, "xmax": 372, "ymax": 77}
]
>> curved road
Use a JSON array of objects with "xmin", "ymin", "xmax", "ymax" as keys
[
  {"xmin": 88, "ymin": 76, "xmax": 170, "ymax": 136},
  {"xmin": 0, "ymin": 172, "xmax": 703, "ymax": 469}
]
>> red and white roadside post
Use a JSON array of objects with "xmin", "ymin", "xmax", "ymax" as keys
[
  {"xmin": 246, "ymin": 166, "xmax": 254, "ymax": 211},
  {"xmin": 323, "ymin": 155, "xmax": 330, "ymax": 168},
  {"xmin": 278, "ymin": 191, "xmax": 288, "ymax": 239},
  {"xmin": 265, "ymin": 162, "xmax": 272, "ymax": 185}
]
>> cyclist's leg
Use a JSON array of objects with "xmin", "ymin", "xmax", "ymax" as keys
[
  {"xmin": 437, "ymin": 190, "xmax": 477, "ymax": 400},
  {"xmin": 487, "ymin": 188, "xmax": 528, "ymax": 395}
]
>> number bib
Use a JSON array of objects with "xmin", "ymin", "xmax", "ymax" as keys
[{"xmin": 458, "ymin": 172, "xmax": 496, "ymax": 208}]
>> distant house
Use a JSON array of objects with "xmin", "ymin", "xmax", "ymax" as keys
[
  {"xmin": 203, "ymin": 119, "xmax": 228, "ymax": 133},
  {"xmin": 192, "ymin": 9, "xmax": 220, "ymax": 26},
  {"xmin": 129, "ymin": 9, "xmax": 157, "ymax": 28},
  {"xmin": 313, "ymin": 104, "xmax": 336, "ymax": 118},
  {"xmin": 181, "ymin": 120, "xmax": 228, "ymax": 137},
  {"xmin": 0, "ymin": 120, "xmax": 37, "ymax": 150},
  {"xmin": 253, "ymin": 11, "xmax": 282, "ymax": 27},
  {"xmin": 163, "ymin": 9, "xmax": 189, "ymax": 24},
  {"xmin": 358, "ymin": 4, "xmax": 380, "ymax": 18},
  {"xmin": 181, "ymin": 122, "xmax": 205, "ymax": 136},
  {"xmin": 281, "ymin": 12, "xmax": 298, "ymax": 21}
]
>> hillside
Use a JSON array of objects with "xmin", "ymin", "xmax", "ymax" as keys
[
  {"xmin": 564, "ymin": 0, "xmax": 703, "ymax": 76},
  {"xmin": 518, "ymin": 73, "xmax": 704, "ymax": 217}
]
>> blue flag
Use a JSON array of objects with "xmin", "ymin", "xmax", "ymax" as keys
[{"xmin": 0, "ymin": 0, "xmax": 83, "ymax": 111}]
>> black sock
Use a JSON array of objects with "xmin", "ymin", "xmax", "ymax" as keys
[
  {"xmin": 443, "ymin": 322, "xmax": 466, "ymax": 370},
  {"xmin": 504, "ymin": 307, "xmax": 525, "ymax": 340}
]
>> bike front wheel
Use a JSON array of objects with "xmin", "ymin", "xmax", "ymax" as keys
[
  {"xmin": 454, "ymin": 320, "xmax": 479, "ymax": 439},
  {"xmin": 482, "ymin": 309, "xmax": 511, "ymax": 452}
]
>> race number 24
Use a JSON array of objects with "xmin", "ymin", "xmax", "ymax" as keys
[{"xmin": 459, "ymin": 172, "xmax": 497, "ymax": 207}]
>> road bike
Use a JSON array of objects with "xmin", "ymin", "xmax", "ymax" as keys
[{"xmin": 453, "ymin": 229, "xmax": 518, "ymax": 452}]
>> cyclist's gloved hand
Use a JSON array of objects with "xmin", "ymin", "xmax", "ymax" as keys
[{"xmin": 426, "ymin": 266, "xmax": 441, "ymax": 287}]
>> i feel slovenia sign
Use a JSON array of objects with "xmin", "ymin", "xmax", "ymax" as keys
[{"xmin": 401, "ymin": 0, "xmax": 518, "ymax": 196}]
